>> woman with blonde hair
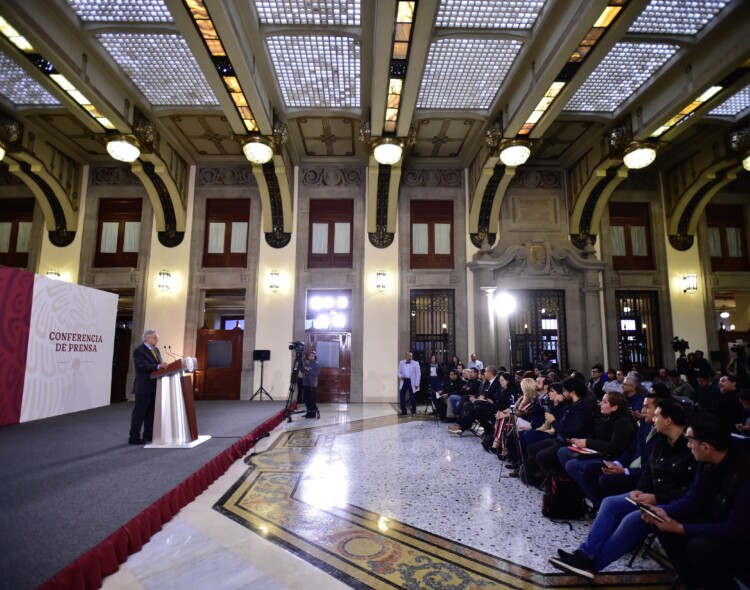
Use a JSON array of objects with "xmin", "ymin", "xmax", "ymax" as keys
[{"xmin": 493, "ymin": 378, "xmax": 545, "ymax": 463}]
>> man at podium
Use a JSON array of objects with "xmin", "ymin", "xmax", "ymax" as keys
[{"xmin": 129, "ymin": 330, "xmax": 169, "ymax": 444}]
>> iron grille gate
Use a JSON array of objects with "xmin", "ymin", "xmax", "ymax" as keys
[
  {"xmin": 508, "ymin": 290, "xmax": 568, "ymax": 372},
  {"xmin": 615, "ymin": 291, "xmax": 663, "ymax": 374},
  {"xmin": 409, "ymin": 289, "xmax": 455, "ymax": 367}
]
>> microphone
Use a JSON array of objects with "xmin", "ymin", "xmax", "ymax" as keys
[
  {"xmin": 164, "ymin": 347, "xmax": 178, "ymax": 360},
  {"xmin": 168, "ymin": 345, "xmax": 184, "ymax": 358}
]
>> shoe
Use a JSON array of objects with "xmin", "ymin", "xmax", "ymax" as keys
[
  {"xmin": 557, "ymin": 548, "xmax": 574, "ymax": 560},
  {"xmin": 447, "ymin": 427, "xmax": 463, "ymax": 436},
  {"xmin": 143, "ymin": 439, "xmax": 152, "ymax": 444},
  {"xmin": 411, "ymin": 412, "xmax": 416, "ymax": 417},
  {"xmin": 400, "ymin": 412, "xmax": 407, "ymax": 416},
  {"xmin": 481, "ymin": 437, "xmax": 493, "ymax": 452},
  {"xmin": 508, "ymin": 470, "xmax": 520, "ymax": 478},
  {"xmin": 548, "ymin": 552, "xmax": 595, "ymax": 580},
  {"xmin": 304, "ymin": 413, "xmax": 316, "ymax": 418},
  {"xmin": 128, "ymin": 438, "xmax": 143, "ymax": 445}
]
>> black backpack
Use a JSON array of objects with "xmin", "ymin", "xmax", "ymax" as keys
[{"xmin": 541, "ymin": 474, "xmax": 587, "ymax": 520}]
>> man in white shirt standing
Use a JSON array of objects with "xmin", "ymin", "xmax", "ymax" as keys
[
  {"xmin": 468, "ymin": 353, "xmax": 484, "ymax": 371},
  {"xmin": 398, "ymin": 351, "xmax": 421, "ymax": 416}
]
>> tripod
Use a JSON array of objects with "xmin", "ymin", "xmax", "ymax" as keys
[
  {"xmin": 285, "ymin": 345, "xmax": 314, "ymax": 422},
  {"xmin": 251, "ymin": 359, "xmax": 273, "ymax": 400}
]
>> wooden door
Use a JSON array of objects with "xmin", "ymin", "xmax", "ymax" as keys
[
  {"xmin": 306, "ymin": 332, "xmax": 350, "ymax": 403},
  {"xmin": 194, "ymin": 327, "xmax": 243, "ymax": 400}
]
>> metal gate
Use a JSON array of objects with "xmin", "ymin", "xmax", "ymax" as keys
[
  {"xmin": 409, "ymin": 290, "xmax": 455, "ymax": 366},
  {"xmin": 615, "ymin": 291, "xmax": 663, "ymax": 374},
  {"xmin": 508, "ymin": 290, "xmax": 568, "ymax": 372}
]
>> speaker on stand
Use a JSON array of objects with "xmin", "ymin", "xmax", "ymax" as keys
[{"xmin": 251, "ymin": 349, "xmax": 272, "ymax": 400}]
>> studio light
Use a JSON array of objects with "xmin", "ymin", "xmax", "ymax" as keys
[
  {"xmin": 719, "ymin": 311, "xmax": 730, "ymax": 319},
  {"xmin": 46, "ymin": 269, "xmax": 60, "ymax": 279},
  {"xmin": 105, "ymin": 135, "xmax": 141, "ymax": 163},
  {"xmin": 372, "ymin": 137, "xmax": 403, "ymax": 165},
  {"xmin": 242, "ymin": 136, "xmax": 274, "ymax": 164},
  {"xmin": 0, "ymin": 140, "xmax": 5, "ymax": 161},
  {"xmin": 498, "ymin": 140, "xmax": 532, "ymax": 167},
  {"xmin": 743, "ymin": 153, "xmax": 750, "ymax": 172},
  {"xmin": 682, "ymin": 274, "xmax": 698, "ymax": 294},
  {"xmin": 623, "ymin": 142, "xmax": 657, "ymax": 169}
]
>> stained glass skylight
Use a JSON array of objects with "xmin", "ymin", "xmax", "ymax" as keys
[
  {"xmin": 66, "ymin": 0, "xmax": 173, "ymax": 22},
  {"xmin": 565, "ymin": 42, "xmax": 679, "ymax": 112},
  {"xmin": 708, "ymin": 83, "xmax": 750, "ymax": 116},
  {"xmin": 96, "ymin": 33, "xmax": 219, "ymax": 106},
  {"xmin": 255, "ymin": 0, "xmax": 360, "ymax": 25},
  {"xmin": 629, "ymin": 0, "xmax": 728, "ymax": 35},
  {"xmin": 436, "ymin": 0, "xmax": 545, "ymax": 29},
  {"xmin": 266, "ymin": 36, "xmax": 360, "ymax": 108},
  {"xmin": 0, "ymin": 49, "xmax": 60, "ymax": 106},
  {"xmin": 417, "ymin": 38, "xmax": 521, "ymax": 109}
]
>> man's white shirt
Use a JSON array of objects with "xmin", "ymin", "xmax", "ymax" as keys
[{"xmin": 398, "ymin": 359, "xmax": 421, "ymax": 388}]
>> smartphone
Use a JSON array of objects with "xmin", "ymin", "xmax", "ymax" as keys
[{"xmin": 626, "ymin": 497, "xmax": 665, "ymax": 522}]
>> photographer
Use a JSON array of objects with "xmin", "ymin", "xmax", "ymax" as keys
[{"xmin": 302, "ymin": 350, "xmax": 321, "ymax": 418}]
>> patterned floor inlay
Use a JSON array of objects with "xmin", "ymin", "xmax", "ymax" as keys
[{"xmin": 215, "ymin": 416, "xmax": 673, "ymax": 589}]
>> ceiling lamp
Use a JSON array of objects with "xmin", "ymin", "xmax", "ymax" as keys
[
  {"xmin": 105, "ymin": 135, "xmax": 141, "ymax": 163},
  {"xmin": 373, "ymin": 137, "xmax": 403, "ymax": 165},
  {"xmin": 623, "ymin": 142, "xmax": 657, "ymax": 169},
  {"xmin": 743, "ymin": 153, "xmax": 750, "ymax": 171},
  {"xmin": 499, "ymin": 140, "xmax": 532, "ymax": 167},
  {"xmin": 242, "ymin": 136, "xmax": 274, "ymax": 165}
]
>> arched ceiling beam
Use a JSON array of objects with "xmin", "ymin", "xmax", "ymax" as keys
[
  {"xmin": 251, "ymin": 154, "xmax": 293, "ymax": 249},
  {"xmin": 367, "ymin": 159, "xmax": 401, "ymax": 248},
  {"xmin": 467, "ymin": 155, "xmax": 515, "ymax": 248}
]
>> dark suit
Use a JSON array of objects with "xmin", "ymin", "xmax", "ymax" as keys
[{"xmin": 129, "ymin": 343, "xmax": 162, "ymax": 443}]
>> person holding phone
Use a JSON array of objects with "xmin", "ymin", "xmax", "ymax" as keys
[{"xmin": 549, "ymin": 398, "xmax": 695, "ymax": 580}]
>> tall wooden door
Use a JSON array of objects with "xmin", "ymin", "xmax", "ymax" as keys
[
  {"xmin": 110, "ymin": 325, "xmax": 131, "ymax": 403},
  {"xmin": 306, "ymin": 332, "xmax": 350, "ymax": 403},
  {"xmin": 194, "ymin": 327, "xmax": 243, "ymax": 399}
]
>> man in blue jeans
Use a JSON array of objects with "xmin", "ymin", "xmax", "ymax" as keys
[
  {"xmin": 397, "ymin": 351, "xmax": 420, "ymax": 416},
  {"xmin": 548, "ymin": 398, "xmax": 694, "ymax": 579}
]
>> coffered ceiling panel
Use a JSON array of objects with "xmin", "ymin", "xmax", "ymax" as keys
[
  {"xmin": 255, "ymin": 0, "xmax": 360, "ymax": 25},
  {"xmin": 708, "ymin": 83, "xmax": 750, "ymax": 117},
  {"xmin": 0, "ymin": 48, "xmax": 60, "ymax": 106},
  {"xmin": 409, "ymin": 118, "xmax": 477, "ymax": 158},
  {"xmin": 296, "ymin": 117, "xmax": 357, "ymax": 157},
  {"xmin": 435, "ymin": 0, "xmax": 546, "ymax": 29},
  {"xmin": 628, "ymin": 0, "xmax": 729, "ymax": 35},
  {"xmin": 32, "ymin": 114, "xmax": 106, "ymax": 154},
  {"xmin": 167, "ymin": 115, "xmax": 241, "ymax": 156},
  {"xmin": 66, "ymin": 0, "xmax": 173, "ymax": 22}
]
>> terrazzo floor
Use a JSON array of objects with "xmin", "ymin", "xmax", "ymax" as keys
[{"xmin": 102, "ymin": 403, "xmax": 672, "ymax": 589}]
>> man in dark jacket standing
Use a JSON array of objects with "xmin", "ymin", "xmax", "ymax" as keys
[
  {"xmin": 302, "ymin": 350, "xmax": 321, "ymax": 418},
  {"xmin": 129, "ymin": 329, "xmax": 168, "ymax": 444}
]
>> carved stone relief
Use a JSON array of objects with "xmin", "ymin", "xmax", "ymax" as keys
[
  {"xmin": 508, "ymin": 168, "xmax": 561, "ymax": 189},
  {"xmin": 197, "ymin": 166, "xmax": 257, "ymax": 186},
  {"xmin": 90, "ymin": 166, "xmax": 140, "ymax": 185},
  {"xmin": 401, "ymin": 169, "xmax": 462, "ymax": 188},
  {"xmin": 301, "ymin": 167, "xmax": 363, "ymax": 186}
]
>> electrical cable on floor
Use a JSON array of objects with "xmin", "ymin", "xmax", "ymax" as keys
[{"xmin": 244, "ymin": 432, "xmax": 271, "ymax": 464}]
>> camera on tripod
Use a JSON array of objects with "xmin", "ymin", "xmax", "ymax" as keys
[
  {"xmin": 289, "ymin": 341, "xmax": 305, "ymax": 353},
  {"xmin": 671, "ymin": 337, "xmax": 689, "ymax": 355}
]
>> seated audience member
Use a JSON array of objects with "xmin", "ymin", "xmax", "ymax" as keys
[
  {"xmin": 706, "ymin": 374, "xmax": 742, "ymax": 431},
  {"xmin": 560, "ymin": 392, "xmax": 637, "ymax": 512},
  {"xmin": 653, "ymin": 367, "xmax": 674, "ymax": 391},
  {"xmin": 694, "ymin": 371, "xmax": 721, "ymax": 408},
  {"xmin": 536, "ymin": 375, "xmax": 552, "ymax": 406},
  {"xmin": 669, "ymin": 369, "xmax": 695, "ymax": 400},
  {"xmin": 548, "ymin": 398, "xmax": 695, "ymax": 579},
  {"xmin": 642, "ymin": 413, "xmax": 750, "ymax": 590},
  {"xmin": 493, "ymin": 377, "xmax": 545, "ymax": 469},
  {"xmin": 436, "ymin": 369, "xmax": 464, "ymax": 421},
  {"xmin": 588, "ymin": 364, "xmax": 607, "ymax": 400},
  {"xmin": 445, "ymin": 367, "xmax": 486, "ymax": 435},
  {"xmin": 737, "ymin": 389, "xmax": 750, "ymax": 437},
  {"xmin": 622, "ymin": 375, "xmax": 646, "ymax": 414},
  {"xmin": 601, "ymin": 369, "xmax": 623, "ymax": 394},
  {"xmin": 518, "ymin": 382, "xmax": 567, "ymax": 459},
  {"xmin": 593, "ymin": 385, "xmax": 671, "ymax": 505},
  {"xmin": 449, "ymin": 355, "xmax": 461, "ymax": 372},
  {"xmin": 524, "ymin": 377, "xmax": 594, "ymax": 479}
]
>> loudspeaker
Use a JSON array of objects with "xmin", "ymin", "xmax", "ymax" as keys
[{"xmin": 253, "ymin": 349, "xmax": 271, "ymax": 361}]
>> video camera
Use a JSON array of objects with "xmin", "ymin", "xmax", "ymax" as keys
[
  {"xmin": 289, "ymin": 341, "xmax": 305, "ymax": 352},
  {"xmin": 671, "ymin": 337, "xmax": 689, "ymax": 354}
]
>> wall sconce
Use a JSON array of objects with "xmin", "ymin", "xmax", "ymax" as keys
[
  {"xmin": 743, "ymin": 153, "xmax": 750, "ymax": 172},
  {"xmin": 0, "ymin": 139, "xmax": 5, "ymax": 161},
  {"xmin": 105, "ymin": 134, "xmax": 141, "ymax": 163},
  {"xmin": 269, "ymin": 269, "xmax": 280, "ymax": 292},
  {"xmin": 623, "ymin": 141, "xmax": 657, "ymax": 169},
  {"xmin": 242, "ymin": 136, "xmax": 274, "ymax": 164},
  {"xmin": 372, "ymin": 137, "xmax": 403, "ymax": 165},
  {"xmin": 46, "ymin": 269, "xmax": 60, "ymax": 279},
  {"xmin": 376, "ymin": 270, "xmax": 386, "ymax": 292},
  {"xmin": 682, "ymin": 274, "xmax": 698, "ymax": 294},
  {"xmin": 498, "ymin": 139, "xmax": 532, "ymax": 167},
  {"xmin": 157, "ymin": 270, "xmax": 171, "ymax": 292}
]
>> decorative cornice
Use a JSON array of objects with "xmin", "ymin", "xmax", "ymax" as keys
[
  {"xmin": 90, "ymin": 166, "xmax": 140, "ymax": 185},
  {"xmin": 197, "ymin": 166, "xmax": 257, "ymax": 186},
  {"xmin": 401, "ymin": 169, "xmax": 462, "ymax": 188},
  {"xmin": 301, "ymin": 167, "xmax": 363, "ymax": 186},
  {"xmin": 508, "ymin": 168, "xmax": 561, "ymax": 189}
]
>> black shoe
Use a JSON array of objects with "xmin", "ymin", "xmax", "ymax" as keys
[
  {"xmin": 548, "ymin": 552, "xmax": 595, "ymax": 580},
  {"xmin": 400, "ymin": 412, "xmax": 408, "ymax": 416},
  {"xmin": 128, "ymin": 438, "xmax": 143, "ymax": 445},
  {"xmin": 304, "ymin": 413, "xmax": 316, "ymax": 418},
  {"xmin": 508, "ymin": 470, "xmax": 520, "ymax": 478},
  {"xmin": 481, "ymin": 437, "xmax": 493, "ymax": 452},
  {"xmin": 557, "ymin": 548, "xmax": 574, "ymax": 560}
]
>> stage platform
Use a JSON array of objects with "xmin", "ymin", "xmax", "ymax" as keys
[{"xmin": 0, "ymin": 400, "xmax": 287, "ymax": 590}]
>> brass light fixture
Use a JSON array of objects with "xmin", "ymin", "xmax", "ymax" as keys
[
  {"xmin": 373, "ymin": 137, "xmax": 404, "ymax": 165},
  {"xmin": 623, "ymin": 141, "xmax": 657, "ymax": 169},
  {"xmin": 105, "ymin": 135, "xmax": 141, "ymax": 163},
  {"xmin": 498, "ymin": 139, "xmax": 532, "ymax": 167},
  {"xmin": 242, "ymin": 136, "xmax": 274, "ymax": 165}
]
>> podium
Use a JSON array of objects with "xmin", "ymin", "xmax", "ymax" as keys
[{"xmin": 146, "ymin": 357, "xmax": 210, "ymax": 449}]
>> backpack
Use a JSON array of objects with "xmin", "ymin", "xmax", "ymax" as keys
[{"xmin": 541, "ymin": 474, "xmax": 587, "ymax": 520}]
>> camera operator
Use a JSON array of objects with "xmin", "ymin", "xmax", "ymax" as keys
[{"xmin": 302, "ymin": 350, "xmax": 321, "ymax": 418}]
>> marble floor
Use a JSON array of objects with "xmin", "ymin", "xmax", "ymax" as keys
[{"xmin": 102, "ymin": 404, "xmax": 671, "ymax": 590}]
